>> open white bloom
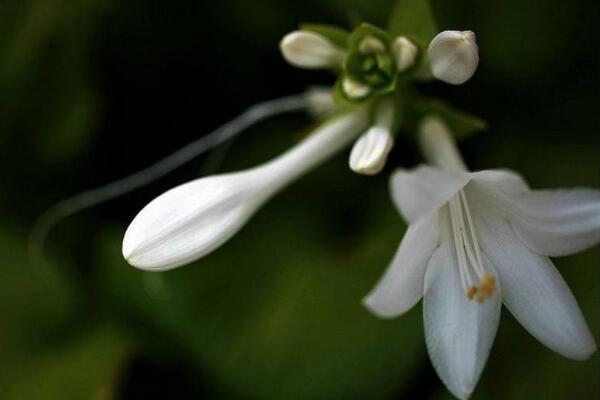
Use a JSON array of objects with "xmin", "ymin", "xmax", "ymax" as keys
[
  {"xmin": 123, "ymin": 109, "xmax": 368, "ymax": 271},
  {"xmin": 428, "ymin": 30, "xmax": 479, "ymax": 85},
  {"xmin": 280, "ymin": 31, "xmax": 345, "ymax": 69},
  {"xmin": 364, "ymin": 117, "xmax": 599, "ymax": 399}
]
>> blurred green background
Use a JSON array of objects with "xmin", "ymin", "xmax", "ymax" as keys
[{"xmin": 0, "ymin": 0, "xmax": 597, "ymax": 399}]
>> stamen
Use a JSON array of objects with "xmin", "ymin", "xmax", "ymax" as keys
[
  {"xmin": 448, "ymin": 190, "xmax": 497, "ymax": 302},
  {"xmin": 460, "ymin": 191, "xmax": 485, "ymax": 276},
  {"xmin": 449, "ymin": 197, "xmax": 471, "ymax": 292}
]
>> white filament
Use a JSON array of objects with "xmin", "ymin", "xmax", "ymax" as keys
[{"xmin": 449, "ymin": 189, "xmax": 487, "ymax": 295}]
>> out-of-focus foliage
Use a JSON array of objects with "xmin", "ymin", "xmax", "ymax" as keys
[
  {"xmin": 0, "ymin": 223, "xmax": 131, "ymax": 399},
  {"xmin": 388, "ymin": 0, "xmax": 438, "ymax": 43},
  {"xmin": 0, "ymin": 0, "xmax": 597, "ymax": 399}
]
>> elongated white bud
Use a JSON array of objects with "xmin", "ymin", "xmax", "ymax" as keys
[
  {"xmin": 349, "ymin": 127, "xmax": 394, "ymax": 175},
  {"xmin": 392, "ymin": 36, "xmax": 418, "ymax": 72},
  {"xmin": 280, "ymin": 31, "xmax": 345, "ymax": 69},
  {"xmin": 349, "ymin": 98, "xmax": 395, "ymax": 175},
  {"xmin": 428, "ymin": 30, "xmax": 479, "ymax": 85},
  {"xmin": 418, "ymin": 116, "xmax": 466, "ymax": 170},
  {"xmin": 122, "ymin": 110, "xmax": 368, "ymax": 271}
]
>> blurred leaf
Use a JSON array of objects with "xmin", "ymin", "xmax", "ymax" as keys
[
  {"xmin": 0, "ymin": 224, "xmax": 72, "ymax": 361},
  {"xmin": 0, "ymin": 222, "xmax": 131, "ymax": 399},
  {"xmin": 37, "ymin": 85, "xmax": 99, "ymax": 163},
  {"xmin": 412, "ymin": 98, "xmax": 487, "ymax": 139},
  {"xmin": 387, "ymin": 0, "xmax": 437, "ymax": 44},
  {"xmin": 0, "ymin": 0, "xmax": 110, "ymax": 167},
  {"xmin": 0, "ymin": 324, "xmax": 131, "ymax": 400}
]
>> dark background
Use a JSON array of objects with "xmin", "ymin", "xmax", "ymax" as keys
[{"xmin": 0, "ymin": 0, "xmax": 597, "ymax": 398}]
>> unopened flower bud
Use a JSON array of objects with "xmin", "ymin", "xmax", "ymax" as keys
[
  {"xmin": 418, "ymin": 116, "xmax": 466, "ymax": 170},
  {"xmin": 122, "ymin": 110, "xmax": 368, "ymax": 271},
  {"xmin": 358, "ymin": 36, "xmax": 386, "ymax": 54},
  {"xmin": 392, "ymin": 36, "xmax": 418, "ymax": 72},
  {"xmin": 304, "ymin": 86, "xmax": 336, "ymax": 117},
  {"xmin": 349, "ymin": 127, "xmax": 394, "ymax": 175},
  {"xmin": 280, "ymin": 31, "xmax": 345, "ymax": 69},
  {"xmin": 349, "ymin": 97, "xmax": 396, "ymax": 175},
  {"xmin": 428, "ymin": 30, "xmax": 479, "ymax": 85},
  {"xmin": 342, "ymin": 78, "xmax": 370, "ymax": 99}
]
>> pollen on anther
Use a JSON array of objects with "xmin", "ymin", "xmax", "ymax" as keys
[
  {"xmin": 475, "ymin": 275, "xmax": 496, "ymax": 302},
  {"xmin": 466, "ymin": 286, "xmax": 477, "ymax": 300}
]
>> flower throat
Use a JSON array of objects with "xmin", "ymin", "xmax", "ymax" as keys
[{"xmin": 448, "ymin": 190, "xmax": 496, "ymax": 302}]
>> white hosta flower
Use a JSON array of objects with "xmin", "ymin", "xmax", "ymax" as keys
[
  {"xmin": 428, "ymin": 30, "xmax": 479, "ymax": 85},
  {"xmin": 392, "ymin": 36, "xmax": 418, "ymax": 72},
  {"xmin": 364, "ymin": 118, "xmax": 599, "ymax": 399},
  {"xmin": 280, "ymin": 31, "xmax": 345, "ymax": 69},
  {"xmin": 123, "ymin": 109, "xmax": 368, "ymax": 271}
]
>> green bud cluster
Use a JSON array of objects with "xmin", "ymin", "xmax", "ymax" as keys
[
  {"xmin": 344, "ymin": 25, "xmax": 396, "ymax": 93},
  {"xmin": 294, "ymin": 19, "xmax": 485, "ymax": 140},
  {"xmin": 302, "ymin": 23, "xmax": 423, "ymax": 107}
]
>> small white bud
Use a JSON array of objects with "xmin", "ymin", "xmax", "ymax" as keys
[
  {"xmin": 304, "ymin": 86, "xmax": 336, "ymax": 118},
  {"xmin": 349, "ymin": 127, "xmax": 394, "ymax": 175},
  {"xmin": 358, "ymin": 36, "xmax": 386, "ymax": 54},
  {"xmin": 392, "ymin": 36, "xmax": 418, "ymax": 72},
  {"xmin": 428, "ymin": 30, "xmax": 479, "ymax": 85},
  {"xmin": 280, "ymin": 31, "xmax": 345, "ymax": 69},
  {"xmin": 418, "ymin": 116, "xmax": 466, "ymax": 170},
  {"xmin": 342, "ymin": 78, "xmax": 371, "ymax": 99}
]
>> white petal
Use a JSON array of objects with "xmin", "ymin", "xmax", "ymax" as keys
[
  {"xmin": 510, "ymin": 189, "xmax": 600, "ymax": 256},
  {"xmin": 390, "ymin": 166, "xmax": 470, "ymax": 223},
  {"xmin": 424, "ymin": 212, "xmax": 501, "ymax": 400},
  {"xmin": 428, "ymin": 30, "xmax": 479, "ymax": 85},
  {"xmin": 363, "ymin": 212, "xmax": 439, "ymax": 318},
  {"xmin": 123, "ymin": 111, "xmax": 368, "ymax": 271},
  {"xmin": 349, "ymin": 127, "xmax": 394, "ymax": 175},
  {"xmin": 471, "ymin": 197, "xmax": 597, "ymax": 360},
  {"xmin": 280, "ymin": 31, "xmax": 345, "ymax": 69},
  {"xmin": 472, "ymin": 169, "xmax": 529, "ymax": 197}
]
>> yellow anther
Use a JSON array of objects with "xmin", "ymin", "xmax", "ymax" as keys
[
  {"xmin": 467, "ymin": 275, "xmax": 496, "ymax": 303},
  {"xmin": 476, "ymin": 275, "xmax": 496, "ymax": 302},
  {"xmin": 481, "ymin": 274, "xmax": 496, "ymax": 291},
  {"xmin": 466, "ymin": 286, "xmax": 477, "ymax": 300}
]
